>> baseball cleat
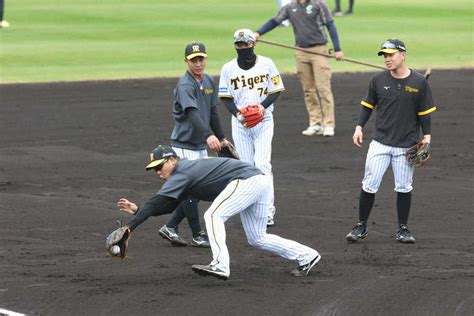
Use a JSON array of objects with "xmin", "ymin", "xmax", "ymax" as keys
[
  {"xmin": 191, "ymin": 231, "xmax": 211, "ymax": 248},
  {"xmin": 302, "ymin": 124, "xmax": 323, "ymax": 136},
  {"xmin": 346, "ymin": 221, "xmax": 368, "ymax": 242},
  {"xmin": 396, "ymin": 224, "xmax": 416, "ymax": 243},
  {"xmin": 291, "ymin": 254, "xmax": 321, "ymax": 277},
  {"xmin": 158, "ymin": 225, "xmax": 187, "ymax": 247},
  {"xmin": 267, "ymin": 217, "xmax": 275, "ymax": 227},
  {"xmin": 192, "ymin": 264, "xmax": 229, "ymax": 280}
]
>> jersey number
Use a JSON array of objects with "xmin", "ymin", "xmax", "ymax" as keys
[{"xmin": 257, "ymin": 87, "xmax": 268, "ymax": 97}]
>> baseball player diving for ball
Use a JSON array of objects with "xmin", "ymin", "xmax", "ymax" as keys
[{"xmin": 106, "ymin": 145, "xmax": 320, "ymax": 280}]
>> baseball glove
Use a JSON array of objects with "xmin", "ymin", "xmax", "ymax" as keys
[
  {"xmin": 405, "ymin": 142, "xmax": 431, "ymax": 167},
  {"xmin": 238, "ymin": 105, "xmax": 264, "ymax": 128},
  {"xmin": 106, "ymin": 225, "xmax": 131, "ymax": 259},
  {"xmin": 218, "ymin": 142, "xmax": 240, "ymax": 159}
]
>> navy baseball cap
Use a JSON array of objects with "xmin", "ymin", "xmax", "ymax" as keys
[
  {"xmin": 145, "ymin": 145, "xmax": 177, "ymax": 170},
  {"xmin": 378, "ymin": 39, "xmax": 406, "ymax": 55},
  {"xmin": 185, "ymin": 42, "xmax": 207, "ymax": 60}
]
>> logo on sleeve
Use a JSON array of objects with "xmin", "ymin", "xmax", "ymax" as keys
[
  {"xmin": 384, "ymin": 86, "xmax": 391, "ymax": 90},
  {"xmin": 271, "ymin": 75, "xmax": 281, "ymax": 85}
]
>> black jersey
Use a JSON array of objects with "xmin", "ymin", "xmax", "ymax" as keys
[{"xmin": 361, "ymin": 70, "xmax": 436, "ymax": 147}]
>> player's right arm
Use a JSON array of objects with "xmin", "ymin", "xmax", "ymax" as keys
[
  {"xmin": 255, "ymin": 5, "xmax": 289, "ymax": 39},
  {"xmin": 354, "ymin": 77, "xmax": 377, "ymax": 147},
  {"xmin": 352, "ymin": 126, "xmax": 364, "ymax": 147},
  {"xmin": 218, "ymin": 64, "xmax": 242, "ymax": 118}
]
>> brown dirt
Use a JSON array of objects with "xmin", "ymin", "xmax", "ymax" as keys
[{"xmin": 0, "ymin": 69, "xmax": 473, "ymax": 315}]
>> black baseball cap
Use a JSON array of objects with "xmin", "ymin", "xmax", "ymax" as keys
[
  {"xmin": 145, "ymin": 145, "xmax": 177, "ymax": 170},
  {"xmin": 377, "ymin": 39, "xmax": 407, "ymax": 56},
  {"xmin": 185, "ymin": 42, "xmax": 207, "ymax": 60}
]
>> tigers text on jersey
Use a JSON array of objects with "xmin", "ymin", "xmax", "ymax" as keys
[{"xmin": 218, "ymin": 56, "xmax": 285, "ymax": 114}]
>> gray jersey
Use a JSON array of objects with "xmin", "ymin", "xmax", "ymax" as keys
[
  {"xmin": 158, "ymin": 157, "xmax": 263, "ymax": 201},
  {"xmin": 170, "ymin": 71, "xmax": 218, "ymax": 150},
  {"xmin": 274, "ymin": 0, "xmax": 333, "ymax": 48}
]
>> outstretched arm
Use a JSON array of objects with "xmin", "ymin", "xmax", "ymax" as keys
[{"xmin": 118, "ymin": 195, "xmax": 180, "ymax": 231}]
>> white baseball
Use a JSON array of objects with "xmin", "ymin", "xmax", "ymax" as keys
[{"xmin": 110, "ymin": 245, "xmax": 121, "ymax": 255}]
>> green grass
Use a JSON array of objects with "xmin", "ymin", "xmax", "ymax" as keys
[{"xmin": 0, "ymin": 0, "xmax": 472, "ymax": 83}]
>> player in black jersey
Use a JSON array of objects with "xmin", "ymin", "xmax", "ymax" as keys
[{"xmin": 346, "ymin": 39, "xmax": 436, "ymax": 243}]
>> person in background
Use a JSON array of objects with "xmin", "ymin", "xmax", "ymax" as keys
[
  {"xmin": 0, "ymin": 0, "xmax": 10, "ymax": 28},
  {"xmin": 333, "ymin": 0, "xmax": 355, "ymax": 16},
  {"xmin": 255, "ymin": 0, "xmax": 344, "ymax": 137}
]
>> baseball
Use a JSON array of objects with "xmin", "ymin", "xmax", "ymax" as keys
[{"xmin": 110, "ymin": 245, "xmax": 121, "ymax": 255}]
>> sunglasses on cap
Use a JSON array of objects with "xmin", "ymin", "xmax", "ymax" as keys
[{"xmin": 381, "ymin": 41, "xmax": 406, "ymax": 51}]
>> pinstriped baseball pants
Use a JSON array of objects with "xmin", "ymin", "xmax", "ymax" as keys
[
  {"xmin": 232, "ymin": 115, "xmax": 276, "ymax": 219},
  {"xmin": 204, "ymin": 174, "xmax": 319, "ymax": 275},
  {"xmin": 362, "ymin": 140, "xmax": 415, "ymax": 194}
]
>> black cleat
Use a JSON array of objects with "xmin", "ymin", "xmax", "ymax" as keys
[
  {"xmin": 396, "ymin": 224, "xmax": 416, "ymax": 243},
  {"xmin": 346, "ymin": 221, "xmax": 368, "ymax": 242},
  {"xmin": 291, "ymin": 254, "xmax": 321, "ymax": 277},
  {"xmin": 191, "ymin": 231, "xmax": 211, "ymax": 248},
  {"xmin": 158, "ymin": 225, "xmax": 187, "ymax": 247}
]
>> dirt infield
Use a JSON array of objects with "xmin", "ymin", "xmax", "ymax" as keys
[{"xmin": 0, "ymin": 69, "xmax": 472, "ymax": 315}]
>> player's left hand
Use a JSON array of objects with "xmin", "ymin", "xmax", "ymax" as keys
[
  {"xmin": 334, "ymin": 51, "xmax": 344, "ymax": 61},
  {"xmin": 207, "ymin": 135, "xmax": 221, "ymax": 152},
  {"xmin": 117, "ymin": 198, "xmax": 138, "ymax": 215},
  {"xmin": 422, "ymin": 134, "xmax": 431, "ymax": 144}
]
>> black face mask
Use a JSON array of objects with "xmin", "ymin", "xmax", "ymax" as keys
[{"xmin": 236, "ymin": 47, "xmax": 256, "ymax": 70}]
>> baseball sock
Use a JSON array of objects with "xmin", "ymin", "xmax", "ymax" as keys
[
  {"xmin": 182, "ymin": 199, "xmax": 202, "ymax": 238},
  {"xmin": 167, "ymin": 203, "xmax": 186, "ymax": 229},
  {"xmin": 348, "ymin": 0, "xmax": 354, "ymax": 12},
  {"xmin": 397, "ymin": 192, "xmax": 412, "ymax": 225},
  {"xmin": 359, "ymin": 189, "xmax": 375, "ymax": 224}
]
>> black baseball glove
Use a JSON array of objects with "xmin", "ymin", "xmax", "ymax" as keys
[
  {"xmin": 405, "ymin": 142, "xmax": 431, "ymax": 167},
  {"xmin": 106, "ymin": 225, "xmax": 131, "ymax": 259},
  {"xmin": 218, "ymin": 142, "xmax": 240, "ymax": 160}
]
